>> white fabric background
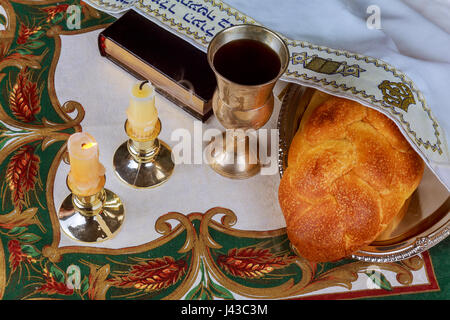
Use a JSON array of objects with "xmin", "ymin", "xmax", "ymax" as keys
[{"xmin": 227, "ymin": 0, "xmax": 450, "ymax": 144}]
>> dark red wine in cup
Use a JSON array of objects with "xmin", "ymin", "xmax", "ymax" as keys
[{"xmin": 213, "ymin": 39, "xmax": 281, "ymax": 86}]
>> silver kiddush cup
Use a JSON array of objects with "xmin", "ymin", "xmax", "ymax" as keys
[{"xmin": 205, "ymin": 24, "xmax": 289, "ymax": 179}]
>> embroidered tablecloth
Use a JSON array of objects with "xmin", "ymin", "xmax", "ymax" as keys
[{"xmin": 0, "ymin": 0, "xmax": 448, "ymax": 300}]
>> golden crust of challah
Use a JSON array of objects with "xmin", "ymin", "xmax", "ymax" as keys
[{"xmin": 278, "ymin": 96, "xmax": 424, "ymax": 262}]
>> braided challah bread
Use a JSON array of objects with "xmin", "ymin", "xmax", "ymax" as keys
[{"xmin": 278, "ymin": 93, "xmax": 424, "ymax": 262}]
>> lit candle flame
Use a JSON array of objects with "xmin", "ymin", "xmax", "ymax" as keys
[{"xmin": 81, "ymin": 142, "xmax": 97, "ymax": 150}]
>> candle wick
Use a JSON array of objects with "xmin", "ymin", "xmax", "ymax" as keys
[
  {"xmin": 139, "ymin": 80, "xmax": 149, "ymax": 90},
  {"xmin": 81, "ymin": 142, "xmax": 96, "ymax": 149}
]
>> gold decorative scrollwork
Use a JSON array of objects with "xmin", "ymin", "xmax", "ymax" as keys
[
  {"xmin": 190, "ymin": 208, "xmax": 428, "ymax": 299},
  {"xmin": 378, "ymin": 80, "xmax": 415, "ymax": 111}
]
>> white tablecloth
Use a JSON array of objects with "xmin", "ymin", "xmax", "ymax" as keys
[{"xmin": 227, "ymin": 0, "xmax": 450, "ymax": 144}]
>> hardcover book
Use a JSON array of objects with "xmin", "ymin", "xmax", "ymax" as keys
[{"xmin": 98, "ymin": 10, "xmax": 217, "ymax": 121}]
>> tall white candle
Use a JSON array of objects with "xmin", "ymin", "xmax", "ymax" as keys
[{"xmin": 126, "ymin": 81, "xmax": 158, "ymax": 139}]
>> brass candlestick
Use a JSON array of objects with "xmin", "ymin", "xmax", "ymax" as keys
[
  {"xmin": 113, "ymin": 118, "xmax": 174, "ymax": 188},
  {"xmin": 58, "ymin": 175, "xmax": 125, "ymax": 243}
]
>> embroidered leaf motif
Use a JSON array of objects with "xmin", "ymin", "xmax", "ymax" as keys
[
  {"xmin": 8, "ymin": 239, "xmax": 24, "ymax": 273},
  {"xmin": 29, "ymin": 30, "xmax": 44, "ymax": 40},
  {"xmin": 42, "ymin": 4, "xmax": 69, "ymax": 23},
  {"xmin": 185, "ymin": 259, "xmax": 234, "ymax": 300},
  {"xmin": 17, "ymin": 24, "xmax": 42, "ymax": 45},
  {"xmin": 25, "ymin": 40, "xmax": 45, "ymax": 50},
  {"xmin": 87, "ymin": 264, "xmax": 110, "ymax": 300},
  {"xmin": 5, "ymin": 145, "xmax": 40, "ymax": 210},
  {"xmin": 217, "ymin": 247, "xmax": 295, "ymax": 279},
  {"xmin": 16, "ymin": 48, "xmax": 32, "ymax": 56},
  {"xmin": 7, "ymin": 239, "xmax": 38, "ymax": 274},
  {"xmin": 36, "ymin": 267, "xmax": 74, "ymax": 296},
  {"xmin": 0, "ymin": 207, "xmax": 43, "ymax": 231},
  {"xmin": 9, "ymin": 71, "xmax": 41, "ymax": 122},
  {"xmin": 52, "ymin": 12, "xmax": 65, "ymax": 23},
  {"xmin": 50, "ymin": 265, "xmax": 66, "ymax": 283},
  {"xmin": 185, "ymin": 282, "xmax": 203, "ymax": 300},
  {"xmin": 0, "ymin": 14, "xmax": 6, "ymax": 26},
  {"xmin": 17, "ymin": 232, "xmax": 41, "ymax": 243},
  {"xmin": 80, "ymin": 277, "xmax": 90, "ymax": 295},
  {"xmin": 108, "ymin": 256, "xmax": 187, "ymax": 292},
  {"xmin": 8, "ymin": 226, "xmax": 27, "ymax": 235},
  {"xmin": 21, "ymin": 244, "xmax": 40, "ymax": 258},
  {"xmin": 208, "ymin": 279, "xmax": 234, "ymax": 300},
  {"xmin": 365, "ymin": 270, "xmax": 392, "ymax": 291}
]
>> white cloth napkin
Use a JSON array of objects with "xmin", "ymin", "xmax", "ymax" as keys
[{"xmin": 225, "ymin": 0, "xmax": 450, "ymax": 187}]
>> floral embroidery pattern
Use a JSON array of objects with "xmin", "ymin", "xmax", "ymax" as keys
[
  {"xmin": 108, "ymin": 257, "xmax": 188, "ymax": 292},
  {"xmin": 217, "ymin": 248, "xmax": 295, "ymax": 279}
]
